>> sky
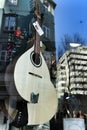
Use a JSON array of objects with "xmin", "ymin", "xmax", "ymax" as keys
[{"xmin": 54, "ymin": 0, "xmax": 87, "ymax": 62}]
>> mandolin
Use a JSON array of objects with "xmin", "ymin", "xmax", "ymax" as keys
[{"xmin": 14, "ymin": 0, "xmax": 57, "ymax": 125}]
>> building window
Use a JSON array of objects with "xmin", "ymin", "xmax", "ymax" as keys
[
  {"xmin": 42, "ymin": 25, "xmax": 50, "ymax": 38},
  {"xmin": 43, "ymin": 0, "xmax": 49, "ymax": 7},
  {"xmin": 3, "ymin": 14, "xmax": 17, "ymax": 33},
  {"xmin": 7, "ymin": 0, "xmax": 18, "ymax": 6},
  {"xmin": 0, "ymin": 50, "xmax": 7, "ymax": 63},
  {"xmin": 48, "ymin": 5, "xmax": 54, "ymax": 15}
]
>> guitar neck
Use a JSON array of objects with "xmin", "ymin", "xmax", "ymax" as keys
[
  {"xmin": 34, "ymin": 31, "xmax": 40, "ymax": 54},
  {"xmin": 34, "ymin": 0, "xmax": 41, "ymax": 55}
]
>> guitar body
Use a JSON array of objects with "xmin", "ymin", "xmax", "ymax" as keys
[{"xmin": 14, "ymin": 45, "xmax": 57, "ymax": 125}]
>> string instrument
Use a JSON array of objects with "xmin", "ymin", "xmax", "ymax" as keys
[{"xmin": 14, "ymin": 0, "xmax": 57, "ymax": 125}]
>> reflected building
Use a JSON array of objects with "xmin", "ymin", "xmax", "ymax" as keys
[{"xmin": 56, "ymin": 46, "xmax": 87, "ymax": 113}]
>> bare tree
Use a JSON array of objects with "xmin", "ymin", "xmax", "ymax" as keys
[
  {"xmin": 57, "ymin": 33, "xmax": 85, "ymax": 61},
  {"xmin": 61, "ymin": 33, "xmax": 72, "ymax": 51},
  {"xmin": 60, "ymin": 33, "xmax": 85, "ymax": 52},
  {"xmin": 73, "ymin": 33, "xmax": 85, "ymax": 45}
]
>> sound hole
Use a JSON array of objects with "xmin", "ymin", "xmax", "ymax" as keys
[{"xmin": 30, "ymin": 51, "xmax": 42, "ymax": 67}]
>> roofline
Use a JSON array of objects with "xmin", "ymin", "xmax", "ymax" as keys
[{"xmin": 48, "ymin": 0, "xmax": 56, "ymax": 9}]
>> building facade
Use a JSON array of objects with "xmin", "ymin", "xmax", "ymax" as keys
[
  {"xmin": 56, "ymin": 46, "xmax": 87, "ymax": 114},
  {"xmin": 0, "ymin": 1, "xmax": 57, "ymax": 130},
  {"xmin": 0, "ymin": 0, "xmax": 56, "ymax": 68},
  {"xmin": 56, "ymin": 46, "xmax": 87, "ymax": 97},
  {"xmin": 56, "ymin": 46, "xmax": 87, "ymax": 130}
]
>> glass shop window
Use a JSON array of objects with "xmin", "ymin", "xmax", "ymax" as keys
[{"xmin": 3, "ymin": 14, "xmax": 17, "ymax": 33}]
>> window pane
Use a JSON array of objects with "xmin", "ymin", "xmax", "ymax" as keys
[
  {"xmin": 9, "ymin": 17, "xmax": 16, "ymax": 31},
  {"xmin": 3, "ymin": 15, "xmax": 16, "ymax": 32},
  {"xmin": 7, "ymin": 0, "xmax": 18, "ymax": 5},
  {"xmin": 4, "ymin": 17, "xmax": 9, "ymax": 30}
]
